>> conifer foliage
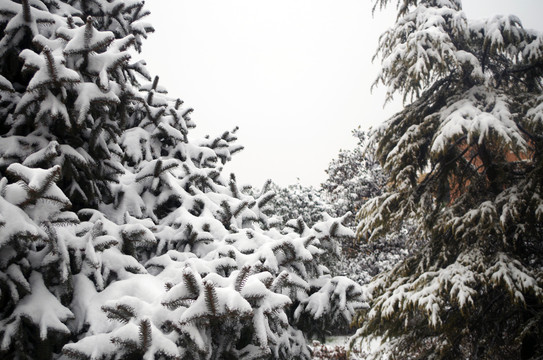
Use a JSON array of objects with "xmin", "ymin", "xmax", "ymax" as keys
[
  {"xmin": 0, "ymin": 1, "xmax": 365, "ymax": 359},
  {"xmin": 353, "ymin": 1, "xmax": 543, "ymax": 359},
  {"xmin": 266, "ymin": 181, "xmax": 332, "ymax": 228},
  {"xmin": 321, "ymin": 128, "xmax": 386, "ymax": 226},
  {"xmin": 320, "ymin": 129, "xmax": 419, "ymax": 286}
]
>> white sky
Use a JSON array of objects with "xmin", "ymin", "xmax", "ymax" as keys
[{"xmin": 141, "ymin": 0, "xmax": 543, "ymax": 188}]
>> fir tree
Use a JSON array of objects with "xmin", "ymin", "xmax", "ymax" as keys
[
  {"xmin": 352, "ymin": 1, "xmax": 543, "ymax": 359},
  {"xmin": 266, "ymin": 181, "xmax": 332, "ymax": 228},
  {"xmin": 0, "ymin": 0, "xmax": 152, "ymax": 357},
  {"xmin": 321, "ymin": 128, "xmax": 386, "ymax": 226},
  {"xmin": 0, "ymin": 1, "xmax": 366, "ymax": 359},
  {"xmin": 321, "ymin": 129, "xmax": 419, "ymax": 286}
]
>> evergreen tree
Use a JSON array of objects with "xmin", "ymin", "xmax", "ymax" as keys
[
  {"xmin": 0, "ymin": 1, "xmax": 365, "ymax": 358},
  {"xmin": 267, "ymin": 181, "xmax": 332, "ymax": 229},
  {"xmin": 352, "ymin": 1, "xmax": 543, "ymax": 359},
  {"xmin": 322, "ymin": 128, "xmax": 386, "ymax": 226},
  {"xmin": 321, "ymin": 129, "xmax": 419, "ymax": 286},
  {"xmin": 0, "ymin": 1, "xmax": 151, "ymax": 357}
]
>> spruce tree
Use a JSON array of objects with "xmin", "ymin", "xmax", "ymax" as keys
[
  {"xmin": 265, "ymin": 181, "xmax": 332, "ymax": 228},
  {"xmin": 352, "ymin": 1, "xmax": 543, "ymax": 359},
  {"xmin": 322, "ymin": 128, "xmax": 386, "ymax": 225},
  {"xmin": 0, "ymin": 1, "xmax": 365, "ymax": 358},
  {"xmin": 321, "ymin": 129, "xmax": 419, "ymax": 286}
]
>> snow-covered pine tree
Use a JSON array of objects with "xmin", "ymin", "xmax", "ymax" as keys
[
  {"xmin": 0, "ymin": 0, "xmax": 151, "ymax": 210},
  {"xmin": 243, "ymin": 180, "xmax": 335, "ymax": 233},
  {"xmin": 0, "ymin": 1, "xmax": 366, "ymax": 359},
  {"xmin": 0, "ymin": 1, "xmax": 151, "ymax": 357},
  {"xmin": 0, "ymin": 164, "xmax": 78, "ymax": 359},
  {"xmin": 321, "ymin": 128, "xmax": 386, "ymax": 225},
  {"xmin": 352, "ymin": 1, "xmax": 543, "ymax": 359},
  {"xmin": 265, "ymin": 181, "xmax": 332, "ymax": 228},
  {"xmin": 63, "ymin": 78, "xmax": 365, "ymax": 358},
  {"xmin": 321, "ymin": 129, "xmax": 418, "ymax": 286}
]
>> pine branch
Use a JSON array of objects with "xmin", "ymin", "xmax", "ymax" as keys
[
  {"xmin": 110, "ymin": 336, "xmax": 139, "ymax": 353},
  {"xmin": 39, "ymin": 194, "xmax": 72, "ymax": 208},
  {"xmin": 93, "ymin": 236, "xmax": 119, "ymax": 251},
  {"xmin": 272, "ymin": 271, "xmax": 290, "ymax": 292},
  {"xmin": 329, "ymin": 222, "xmax": 339, "ymax": 237},
  {"xmin": 219, "ymin": 200, "xmax": 232, "ymax": 226},
  {"xmin": 175, "ymin": 98, "xmax": 183, "ymax": 110},
  {"xmin": 261, "ymin": 179, "xmax": 272, "ymax": 195},
  {"xmin": 182, "ymin": 268, "xmax": 200, "ymax": 298},
  {"xmin": 161, "ymin": 298, "xmax": 186, "ymax": 310},
  {"xmin": 286, "ymin": 217, "xmax": 306, "ymax": 234},
  {"xmin": 257, "ymin": 191, "xmax": 275, "ymax": 208},
  {"xmin": 303, "ymin": 235, "xmax": 316, "ymax": 247},
  {"xmin": 62, "ymin": 347, "xmax": 91, "ymax": 360},
  {"xmin": 233, "ymin": 200, "xmax": 249, "ymax": 219},
  {"xmin": 273, "ymin": 241, "xmax": 296, "ymax": 262},
  {"xmin": 203, "ymin": 280, "xmax": 219, "ymax": 317},
  {"xmin": 21, "ymin": 0, "xmax": 31, "ymax": 22},
  {"xmin": 139, "ymin": 318, "xmax": 152, "ymax": 353},
  {"xmin": 159, "ymin": 162, "xmax": 179, "ymax": 174},
  {"xmin": 102, "ymin": 304, "xmax": 136, "ymax": 324},
  {"xmin": 229, "ymin": 173, "xmax": 240, "ymax": 198},
  {"xmin": 181, "ymin": 108, "xmax": 193, "ymax": 120},
  {"xmin": 235, "ymin": 265, "xmax": 251, "ymax": 292}
]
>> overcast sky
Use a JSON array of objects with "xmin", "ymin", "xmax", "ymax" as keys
[{"xmin": 140, "ymin": 1, "xmax": 543, "ymax": 188}]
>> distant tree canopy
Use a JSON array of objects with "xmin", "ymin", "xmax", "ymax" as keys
[
  {"xmin": 353, "ymin": 0, "xmax": 543, "ymax": 359},
  {"xmin": 321, "ymin": 128, "xmax": 386, "ymax": 227},
  {"xmin": 250, "ymin": 180, "xmax": 332, "ymax": 229},
  {"xmin": 320, "ymin": 129, "xmax": 418, "ymax": 285}
]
